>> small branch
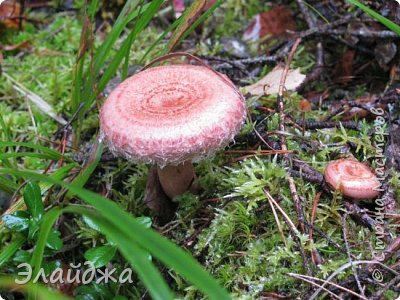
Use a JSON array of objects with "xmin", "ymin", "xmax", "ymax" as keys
[
  {"xmin": 343, "ymin": 201, "xmax": 392, "ymax": 244},
  {"xmin": 277, "ymin": 37, "xmax": 307, "ymax": 234},
  {"xmin": 308, "ymin": 260, "xmax": 400, "ymax": 300},
  {"xmin": 293, "ymin": 119, "xmax": 362, "ymax": 131},
  {"xmin": 342, "ymin": 213, "xmax": 366, "ymax": 297},
  {"xmin": 288, "ymin": 272, "xmax": 368, "ymax": 300}
]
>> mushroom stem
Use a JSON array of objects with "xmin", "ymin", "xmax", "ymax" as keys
[{"xmin": 157, "ymin": 162, "xmax": 195, "ymax": 199}]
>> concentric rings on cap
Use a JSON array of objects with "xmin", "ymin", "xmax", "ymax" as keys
[
  {"xmin": 324, "ymin": 159, "xmax": 380, "ymax": 200},
  {"xmin": 100, "ymin": 64, "xmax": 246, "ymax": 166}
]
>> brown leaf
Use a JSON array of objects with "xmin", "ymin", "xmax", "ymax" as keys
[
  {"xmin": 330, "ymin": 95, "xmax": 385, "ymax": 121},
  {"xmin": 390, "ymin": 64, "xmax": 400, "ymax": 83},
  {"xmin": 0, "ymin": 40, "xmax": 31, "ymax": 51},
  {"xmin": 244, "ymin": 65, "xmax": 305, "ymax": 96},
  {"xmin": 77, "ymin": 14, "xmax": 93, "ymax": 61},
  {"xmin": 243, "ymin": 6, "xmax": 296, "ymax": 42},
  {"xmin": 333, "ymin": 50, "xmax": 355, "ymax": 85},
  {"xmin": 0, "ymin": 0, "xmax": 21, "ymax": 29},
  {"xmin": 375, "ymin": 42, "xmax": 397, "ymax": 70}
]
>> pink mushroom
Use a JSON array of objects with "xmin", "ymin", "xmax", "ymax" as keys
[
  {"xmin": 172, "ymin": 0, "xmax": 217, "ymax": 18},
  {"xmin": 324, "ymin": 159, "xmax": 380, "ymax": 200},
  {"xmin": 172, "ymin": 0, "xmax": 185, "ymax": 18},
  {"xmin": 100, "ymin": 64, "xmax": 246, "ymax": 199}
]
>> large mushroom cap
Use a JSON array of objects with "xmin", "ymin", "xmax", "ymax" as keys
[
  {"xmin": 100, "ymin": 64, "xmax": 246, "ymax": 166},
  {"xmin": 324, "ymin": 159, "xmax": 380, "ymax": 200}
]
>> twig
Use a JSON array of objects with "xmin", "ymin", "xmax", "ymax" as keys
[
  {"xmin": 277, "ymin": 38, "xmax": 307, "ymax": 234},
  {"xmin": 264, "ymin": 190, "xmax": 288, "ymax": 248},
  {"xmin": 326, "ymin": 28, "xmax": 399, "ymax": 39},
  {"xmin": 301, "ymin": 219, "xmax": 348, "ymax": 254},
  {"xmin": 288, "ymin": 272, "xmax": 368, "ymax": 300},
  {"xmin": 295, "ymin": 0, "xmax": 325, "ymax": 87},
  {"xmin": 308, "ymin": 260, "xmax": 400, "ymax": 300},
  {"xmin": 342, "ymin": 213, "xmax": 366, "ymax": 297},
  {"xmin": 371, "ymin": 274, "xmax": 400, "ymax": 299},
  {"xmin": 343, "ymin": 201, "xmax": 392, "ymax": 244},
  {"xmin": 380, "ymin": 235, "xmax": 400, "ymax": 263},
  {"xmin": 286, "ymin": 273, "xmax": 342, "ymax": 300},
  {"xmin": 309, "ymin": 191, "xmax": 322, "ymax": 264},
  {"xmin": 263, "ymin": 187, "xmax": 313, "ymax": 278},
  {"xmin": 263, "ymin": 189, "xmax": 300, "ymax": 236},
  {"xmin": 293, "ymin": 119, "xmax": 361, "ymax": 131}
]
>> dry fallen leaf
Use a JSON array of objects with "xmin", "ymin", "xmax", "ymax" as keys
[
  {"xmin": 2, "ymin": 72, "xmax": 67, "ymax": 125},
  {"xmin": 333, "ymin": 50, "xmax": 355, "ymax": 85},
  {"xmin": 375, "ymin": 42, "xmax": 397, "ymax": 70},
  {"xmin": 0, "ymin": 40, "xmax": 31, "ymax": 51},
  {"xmin": 244, "ymin": 65, "xmax": 305, "ymax": 96},
  {"xmin": 243, "ymin": 6, "xmax": 296, "ymax": 42},
  {"xmin": 0, "ymin": 0, "xmax": 21, "ymax": 29}
]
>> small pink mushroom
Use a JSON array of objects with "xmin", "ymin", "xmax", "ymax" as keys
[
  {"xmin": 172, "ymin": 0, "xmax": 185, "ymax": 18},
  {"xmin": 324, "ymin": 159, "xmax": 380, "ymax": 200},
  {"xmin": 172, "ymin": 0, "xmax": 217, "ymax": 18},
  {"xmin": 100, "ymin": 63, "xmax": 246, "ymax": 199}
]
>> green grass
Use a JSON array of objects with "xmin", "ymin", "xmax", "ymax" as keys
[{"xmin": 346, "ymin": 0, "xmax": 400, "ymax": 35}]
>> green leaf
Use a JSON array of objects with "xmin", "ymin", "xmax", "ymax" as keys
[
  {"xmin": 82, "ymin": 215, "xmax": 102, "ymax": 232},
  {"xmin": 46, "ymin": 229, "xmax": 63, "ymax": 251},
  {"xmin": 28, "ymin": 219, "xmax": 40, "ymax": 240},
  {"xmin": 1, "ymin": 168, "xmax": 231, "ymax": 300},
  {"xmin": 42, "ymin": 260, "xmax": 62, "ymax": 276},
  {"xmin": 34, "ymin": 206, "xmax": 173, "ymax": 300},
  {"xmin": 13, "ymin": 249, "xmax": 31, "ymax": 263},
  {"xmin": 0, "ymin": 175, "xmax": 18, "ymax": 194},
  {"xmin": 23, "ymin": 181, "xmax": 44, "ymax": 222},
  {"xmin": 136, "ymin": 216, "xmax": 152, "ymax": 228},
  {"xmin": 0, "ymin": 141, "xmax": 65, "ymax": 160},
  {"xmin": 0, "ymin": 235, "xmax": 26, "ymax": 267},
  {"xmin": 75, "ymin": 283, "xmax": 114, "ymax": 300},
  {"xmin": 0, "ymin": 276, "xmax": 70, "ymax": 300},
  {"xmin": 0, "ymin": 152, "xmax": 61, "ymax": 161},
  {"xmin": 84, "ymin": 245, "xmax": 117, "ymax": 268},
  {"xmin": 2, "ymin": 211, "xmax": 30, "ymax": 231}
]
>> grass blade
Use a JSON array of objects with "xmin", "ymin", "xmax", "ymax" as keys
[
  {"xmin": 346, "ymin": 0, "xmax": 400, "ymax": 35},
  {"xmin": 166, "ymin": 0, "xmax": 222, "ymax": 52},
  {"xmin": 0, "ymin": 141, "xmax": 64, "ymax": 160},
  {"xmin": 0, "ymin": 235, "xmax": 26, "ymax": 267},
  {"xmin": 0, "ymin": 276, "xmax": 70, "ymax": 299},
  {"xmin": 0, "ymin": 175, "xmax": 18, "ymax": 194},
  {"xmin": 1, "ymin": 168, "xmax": 231, "ymax": 299},
  {"xmin": 0, "ymin": 152, "xmax": 61, "ymax": 161},
  {"xmin": 31, "ymin": 205, "xmax": 174, "ymax": 300}
]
